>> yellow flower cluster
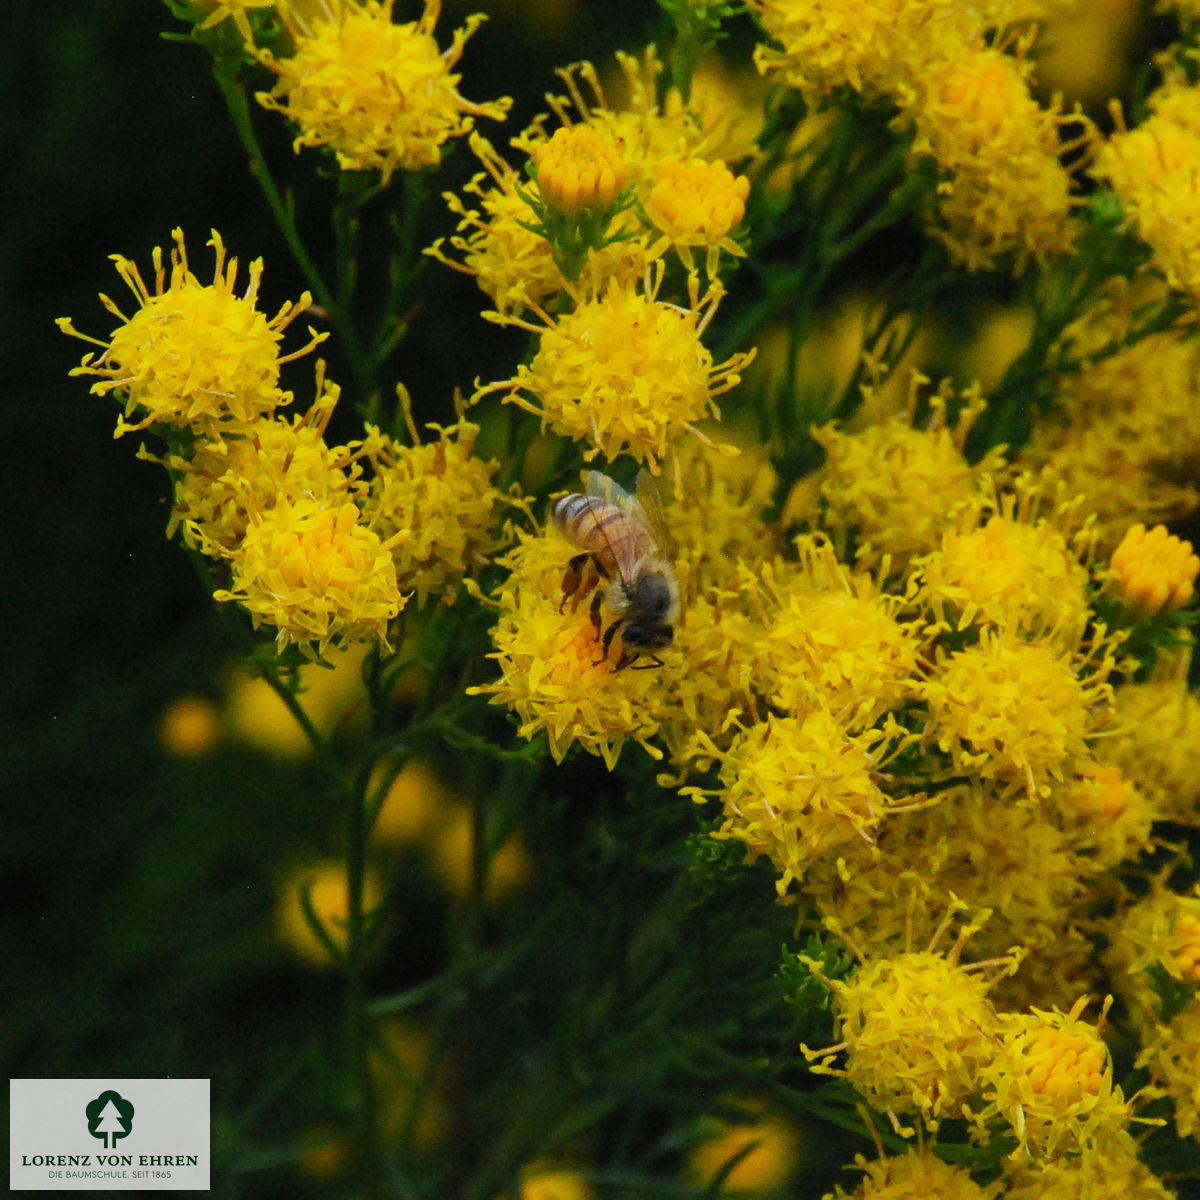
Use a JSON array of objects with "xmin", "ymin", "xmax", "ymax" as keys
[
  {"xmin": 429, "ymin": 48, "xmax": 754, "ymax": 474},
  {"xmin": 804, "ymin": 939, "xmax": 1129, "ymax": 1157},
  {"xmin": 1093, "ymin": 78, "xmax": 1200, "ymax": 295},
  {"xmin": 61, "ymin": 230, "xmax": 516, "ymax": 658},
  {"xmin": 805, "ymin": 948, "xmax": 1004, "ymax": 1129},
  {"xmin": 255, "ymin": 0, "xmax": 511, "ymax": 182},
  {"xmin": 1024, "ymin": 283, "xmax": 1200, "ymax": 545},
  {"xmin": 975, "ymin": 997, "xmax": 1129, "ymax": 1160},
  {"xmin": 750, "ymin": 2, "xmax": 1081, "ymax": 270},
  {"xmin": 897, "ymin": 44, "xmax": 1079, "ymax": 271}
]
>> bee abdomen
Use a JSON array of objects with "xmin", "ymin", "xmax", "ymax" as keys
[{"xmin": 551, "ymin": 494, "xmax": 653, "ymax": 568}]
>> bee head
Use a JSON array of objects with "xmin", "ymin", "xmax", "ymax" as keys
[
  {"xmin": 620, "ymin": 622, "xmax": 674, "ymax": 651},
  {"xmin": 631, "ymin": 571, "xmax": 675, "ymax": 623}
]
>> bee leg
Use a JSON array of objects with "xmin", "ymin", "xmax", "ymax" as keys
[
  {"xmin": 590, "ymin": 589, "xmax": 605, "ymax": 638},
  {"xmin": 630, "ymin": 655, "xmax": 664, "ymax": 671},
  {"xmin": 600, "ymin": 616, "xmax": 624, "ymax": 666},
  {"xmin": 559, "ymin": 553, "xmax": 593, "ymax": 613}
]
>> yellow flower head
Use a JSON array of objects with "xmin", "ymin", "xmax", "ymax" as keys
[
  {"xmin": 1107, "ymin": 673, "xmax": 1200, "ymax": 824},
  {"xmin": 900, "ymin": 45, "xmax": 1078, "ymax": 271},
  {"xmin": 1107, "ymin": 523, "xmax": 1199, "ymax": 618},
  {"xmin": 920, "ymin": 629, "xmax": 1116, "ymax": 798},
  {"xmin": 525, "ymin": 49, "xmax": 735, "ymax": 192},
  {"xmin": 807, "ymin": 949, "xmax": 1002, "ymax": 1128},
  {"xmin": 255, "ymin": 0, "xmax": 510, "ymax": 182},
  {"xmin": 427, "ymin": 134, "xmax": 652, "ymax": 317},
  {"xmin": 58, "ymin": 228, "xmax": 325, "ymax": 440},
  {"xmin": 695, "ymin": 708, "xmax": 904, "ymax": 897},
  {"xmin": 1050, "ymin": 761, "xmax": 1154, "ymax": 870},
  {"xmin": 911, "ymin": 475, "xmax": 1094, "ymax": 646},
  {"xmin": 1003, "ymin": 1134, "xmax": 1176, "ymax": 1200},
  {"xmin": 474, "ymin": 272, "xmax": 752, "ymax": 472},
  {"xmin": 805, "ymin": 783, "xmax": 1092, "ymax": 1005},
  {"xmin": 814, "ymin": 378, "xmax": 1004, "ymax": 572},
  {"xmin": 1108, "ymin": 884, "xmax": 1200, "ymax": 1026},
  {"xmin": 1137, "ymin": 1000, "xmax": 1200, "ymax": 1139},
  {"xmin": 360, "ymin": 405, "xmax": 505, "ymax": 606},
  {"xmin": 168, "ymin": 367, "xmax": 356, "ymax": 558},
  {"xmin": 468, "ymin": 529, "xmax": 670, "ymax": 770},
  {"xmin": 531, "ymin": 124, "xmax": 628, "ymax": 217},
  {"xmin": 750, "ymin": 0, "xmax": 981, "ymax": 102},
  {"xmin": 215, "ymin": 496, "xmax": 406, "ymax": 658},
  {"xmin": 826, "ymin": 1148, "xmax": 1001, "ymax": 1200},
  {"xmin": 979, "ymin": 996, "xmax": 1128, "ymax": 1159},
  {"xmin": 755, "ymin": 543, "xmax": 925, "ymax": 730},
  {"xmin": 646, "ymin": 156, "xmax": 750, "ymax": 276},
  {"xmin": 1093, "ymin": 80, "xmax": 1200, "ymax": 295},
  {"xmin": 1026, "ymin": 286, "xmax": 1200, "ymax": 547}
]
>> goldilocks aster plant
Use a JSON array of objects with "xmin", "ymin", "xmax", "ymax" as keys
[{"xmin": 58, "ymin": 0, "xmax": 1200, "ymax": 1195}]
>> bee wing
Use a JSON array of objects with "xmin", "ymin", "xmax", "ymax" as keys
[
  {"xmin": 633, "ymin": 468, "xmax": 676, "ymax": 558},
  {"xmin": 584, "ymin": 470, "xmax": 645, "ymax": 586}
]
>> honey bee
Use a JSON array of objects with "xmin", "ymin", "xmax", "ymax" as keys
[{"xmin": 550, "ymin": 469, "xmax": 680, "ymax": 669}]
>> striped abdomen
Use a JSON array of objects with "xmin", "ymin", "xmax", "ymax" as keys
[{"xmin": 551, "ymin": 493, "xmax": 654, "ymax": 580}]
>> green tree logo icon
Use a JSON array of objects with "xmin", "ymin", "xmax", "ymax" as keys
[{"xmin": 85, "ymin": 1090, "xmax": 135, "ymax": 1149}]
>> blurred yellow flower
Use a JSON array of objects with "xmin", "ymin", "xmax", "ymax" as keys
[
  {"xmin": 158, "ymin": 695, "xmax": 222, "ymax": 757},
  {"xmin": 1108, "ymin": 673, "xmax": 1200, "ymax": 824},
  {"xmin": 686, "ymin": 1100, "xmax": 802, "ymax": 1193},
  {"xmin": 899, "ymin": 45, "xmax": 1078, "ymax": 271},
  {"xmin": 1137, "ymin": 999, "xmax": 1200, "ymax": 1139},
  {"xmin": 372, "ymin": 758, "xmax": 449, "ymax": 847},
  {"xmin": 224, "ymin": 642, "xmax": 370, "ymax": 759},
  {"xmin": 432, "ymin": 808, "xmax": 532, "ymax": 904},
  {"xmin": 1093, "ymin": 80, "xmax": 1200, "ymax": 295},
  {"xmin": 276, "ymin": 859, "xmax": 385, "ymax": 968},
  {"xmin": 255, "ymin": 0, "xmax": 510, "ymax": 181}
]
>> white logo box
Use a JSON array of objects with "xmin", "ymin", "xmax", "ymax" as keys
[{"xmin": 10, "ymin": 1079, "xmax": 209, "ymax": 1192}]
